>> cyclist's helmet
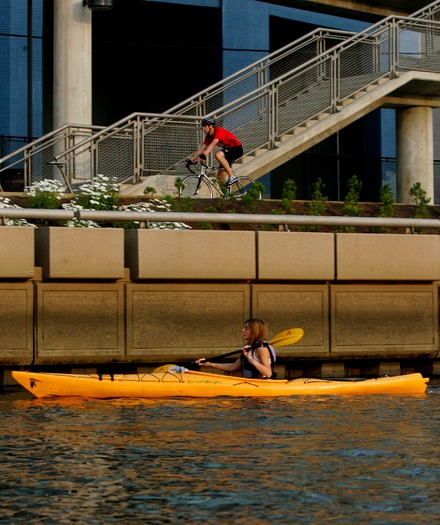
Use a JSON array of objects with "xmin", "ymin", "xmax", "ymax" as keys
[{"xmin": 201, "ymin": 117, "xmax": 216, "ymax": 127}]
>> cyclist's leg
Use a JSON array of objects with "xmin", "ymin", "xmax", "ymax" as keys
[
  {"xmin": 214, "ymin": 150, "xmax": 234, "ymax": 184},
  {"xmin": 216, "ymin": 167, "xmax": 228, "ymax": 185},
  {"xmin": 222, "ymin": 146, "xmax": 244, "ymax": 184},
  {"xmin": 229, "ymin": 176, "xmax": 261, "ymax": 198}
]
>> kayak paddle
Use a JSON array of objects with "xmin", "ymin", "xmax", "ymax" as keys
[{"xmin": 153, "ymin": 327, "xmax": 304, "ymax": 373}]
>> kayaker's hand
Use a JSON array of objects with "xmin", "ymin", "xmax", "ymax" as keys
[
  {"xmin": 242, "ymin": 346, "xmax": 252, "ymax": 360},
  {"xmin": 195, "ymin": 358, "xmax": 207, "ymax": 366}
]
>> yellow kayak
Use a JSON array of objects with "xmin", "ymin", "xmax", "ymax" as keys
[{"xmin": 11, "ymin": 369, "xmax": 429, "ymax": 399}]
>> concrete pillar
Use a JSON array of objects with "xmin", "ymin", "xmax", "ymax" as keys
[
  {"xmin": 396, "ymin": 106, "xmax": 433, "ymax": 204},
  {"xmin": 53, "ymin": 0, "xmax": 92, "ymax": 128}
]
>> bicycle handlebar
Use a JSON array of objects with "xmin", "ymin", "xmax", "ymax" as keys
[{"xmin": 184, "ymin": 159, "xmax": 213, "ymax": 174}]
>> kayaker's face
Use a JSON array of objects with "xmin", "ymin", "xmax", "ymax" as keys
[{"xmin": 242, "ymin": 323, "xmax": 251, "ymax": 343}]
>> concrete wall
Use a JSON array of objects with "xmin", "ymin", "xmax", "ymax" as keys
[{"xmin": 1, "ymin": 227, "xmax": 439, "ymax": 375}]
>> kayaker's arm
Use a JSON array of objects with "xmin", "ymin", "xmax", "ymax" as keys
[
  {"xmin": 195, "ymin": 357, "xmax": 242, "ymax": 372},
  {"xmin": 243, "ymin": 345, "xmax": 273, "ymax": 378}
]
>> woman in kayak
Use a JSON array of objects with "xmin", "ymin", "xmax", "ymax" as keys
[{"xmin": 195, "ymin": 318, "xmax": 276, "ymax": 379}]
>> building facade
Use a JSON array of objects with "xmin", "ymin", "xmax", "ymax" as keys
[{"xmin": 1, "ymin": 0, "xmax": 439, "ymax": 201}]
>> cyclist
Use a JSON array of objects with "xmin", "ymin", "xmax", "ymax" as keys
[
  {"xmin": 195, "ymin": 318, "xmax": 276, "ymax": 379},
  {"xmin": 187, "ymin": 117, "xmax": 243, "ymax": 186}
]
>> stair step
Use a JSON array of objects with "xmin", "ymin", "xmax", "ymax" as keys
[
  {"xmin": 278, "ymin": 133, "xmax": 295, "ymax": 143},
  {"xmin": 252, "ymin": 148, "xmax": 267, "ymax": 157},
  {"xmin": 353, "ymin": 91, "xmax": 366, "ymax": 99},
  {"xmin": 305, "ymin": 118, "xmax": 319, "ymax": 128},
  {"xmin": 293, "ymin": 126, "xmax": 306, "ymax": 135},
  {"xmin": 340, "ymin": 98, "xmax": 353, "ymax": 107},
  {"xmin": 239, "ymin": 155, "xmax": 255, "ymax": 165}
]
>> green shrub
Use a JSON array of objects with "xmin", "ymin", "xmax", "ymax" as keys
[
  {"xmin": 240, "ymin": 182, "xmax": 265, "ymax": 213},
  {"xmin": 281, "ymin": 179, "xmax": 297, "ymax": 214},
  {"xmin": 340, "ymin": 175, "xmax": 362, "ymax": 232},
  {"xmin": 25, "ymin": 179, "xmax": 65, "ymax": 209},
  {"xmin": 409, "ymin": 182, "xmax": 431, "ymax": 219},
  {"xmin": 309, "ymin": 178, "xmax": 328, "ymax": 216},
  {"xmin": 143, "ymin": 186, "xmax": 157, "ymax": 197},
  {"xmin": 74, "ymin": 175, "xmax": 119, "ymax": 211},
  {"xmin": 379, "ymin": 183, "xmax": 395, "ymax": 218}
]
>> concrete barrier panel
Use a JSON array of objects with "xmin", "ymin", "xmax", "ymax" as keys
[
  {"xmin": 251, "ymin": 284, "xmax": 330, "ymax": 358},
  {"xmin": 125, "ymin": 230, "xmax": 256, "ymax": 280},
  {"xmin": 0, "ymin": 282, "xmax": 33, "ymax": 364},
  {"xmin": 330, "ymin": 284, "xmax": 438, "ymax": 356},
  {"xmin": 35, "ymin": 283, "xmax": 125, "ymax": 364},
  {"xmin": 336, "ymin": 233, "xmax": 440, "ymax": 280},
  {"xmin": 0, "ymin": 227, "xmax": 34, "ymax": 278},
  {"xmin": 35, "ymin": 227, "xmax": 125, "ymax": 279},
  {"xmin": 126, "ymin": 283, "xmax": 250, "ymax": 361},
  {"xmin": 257, "ymin": 231, "xmax": 334, "ymax": 280}
]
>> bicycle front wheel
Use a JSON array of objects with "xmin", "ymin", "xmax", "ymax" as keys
[
  {"xmin": 229, "ymin": 177, "xmax": 261, "ymax": 199},
  {"xmin": 179, "ymin": 176, "xmax": 213, "ymax": 198}
]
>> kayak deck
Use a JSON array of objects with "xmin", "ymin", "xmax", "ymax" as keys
[{"xmin": 11, "ymin": 370, "xmax": 429, "ymax": 399}]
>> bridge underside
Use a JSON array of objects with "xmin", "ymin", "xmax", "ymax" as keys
[{"xmin": 261, "ymin": 0, "xmax": 433, "ymax": 22}]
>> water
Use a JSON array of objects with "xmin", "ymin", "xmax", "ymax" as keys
[{"xmin": 1, "ymin": 382, "xmax": 440, "ymax": 525}]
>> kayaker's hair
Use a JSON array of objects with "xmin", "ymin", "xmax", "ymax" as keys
[{"xmin": 245, "ymin": 318, "xmax": 268, "ymax": 345}]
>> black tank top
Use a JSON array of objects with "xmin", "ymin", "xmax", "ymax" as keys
[{"xmin": 241, "ymin": 343, "xmax": 276, "ymax": 379}]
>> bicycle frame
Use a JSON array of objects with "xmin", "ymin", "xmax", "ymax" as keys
[
  {"xmin": 180, "ymin": 161, "xmax": 261, "ymax": 199},
  {"xmin": 181, "ymin": 161, "xmax": 226, "ymax": 198}
]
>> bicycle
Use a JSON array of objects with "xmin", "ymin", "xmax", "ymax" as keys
[{"xmin": 178, "ymin": 161, "xmax": 261, "ymax": 199}]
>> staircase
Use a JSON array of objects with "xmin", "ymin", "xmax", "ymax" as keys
[{"xmin": 2, "ymin": 1, "xmax": 440, "ymax": 195}]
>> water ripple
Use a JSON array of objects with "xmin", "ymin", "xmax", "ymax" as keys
[{"xmin": 1, "ymin": 389, "xmax": 439, "ymax": 524}]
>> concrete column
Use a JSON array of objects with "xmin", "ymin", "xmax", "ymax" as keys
[
  {"xmin": 396, "ymin": 106, "xmax": 433, "ymax": 204},
  {"xmin": 53, "ymin": 0, "xmax": 92, "ymax": 128}
]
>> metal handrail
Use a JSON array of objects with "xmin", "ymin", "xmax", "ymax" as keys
[
  {"xmin": 63, "ymin": 10, "xmax": 440, "ymax": 185},
  {"xmin": 165, "ymin": 28, "xmax": 357, "ymax": 116},
  {"xmin": 0, "ymin": 207, "xmax": 439, "ymax": 231},
  {"xmin": 0, "ymin": 28, "xmax": 369, "ymax": 187}
]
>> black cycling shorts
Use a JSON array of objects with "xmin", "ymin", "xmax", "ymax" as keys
[{"xmin": 221, "ymin": 145, "xmax": 243, "ymax": 167}]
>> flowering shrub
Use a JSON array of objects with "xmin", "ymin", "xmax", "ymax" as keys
[
  {"xmin": 61, "ymin": 175, "xmax": 119, "ymax": 227},
  {"xmin": 118, "ymin": 200, "xmax": 191, "ymax": 230},
  {"xmin": 0, "ymin": 196, "xmax": 34, "ymax": 227},
  {"xmin": 2, "ymin": 175, "xmax": 191, "ymax": 229},
  {"xmin": 25, "ymin": 179, "xmax": 65, "ymax": 209},
  {"xmin": 73, "ymin": 175, "xmax": 119, "ymax": 211}
]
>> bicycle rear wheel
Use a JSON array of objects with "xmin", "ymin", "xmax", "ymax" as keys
[
  {"xmin": 229, "ymin": 177, "xmax": 261, "ymax": 199},
  {"xmin": 179, "ymin": 176, "xmax": 213, "ymax": 198}
]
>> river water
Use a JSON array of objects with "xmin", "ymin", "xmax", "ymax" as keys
[{"xmin": 1, "ymin": 382, "xmax": 439, "ymax": 525}]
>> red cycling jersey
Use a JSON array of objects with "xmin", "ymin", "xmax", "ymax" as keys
[{"xmin": 203, "ymin": 126, "xmax": 242, "ymax": 149}]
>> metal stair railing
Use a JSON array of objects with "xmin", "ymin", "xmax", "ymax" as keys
[
  {"xmin": 0, "ymin": 124, "xmax": 103, "ymax": 192},
  {"xmin": 57, "ymin": 28, "xmax": 360, "ymax": 189},
  {"xmin": 63, "ymin": 0, "xmax": 440, "ymax": 187},
  {"xmin": 75, "ymin": 9, "xmax": 440, "ymax": 187},
  {"xmin": 1, "ymin": 1, "xmax": 440, "ymax": 192},
  {"xmin": 227, "ymin": 14, "xmax": 440, "ymax": 175},
  {"xmin": 165, "ymin": 28, "xmax": 356, "ymax": 117},
  {"xmin": 0, "ymin": 29, "xmax": 357, "ymax": 190}
]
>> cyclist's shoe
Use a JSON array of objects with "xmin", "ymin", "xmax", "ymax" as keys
[{"xmin": 226, "ymin": 176, "xmax": 237, "ymax": 186}]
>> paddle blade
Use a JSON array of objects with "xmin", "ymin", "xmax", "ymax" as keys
[
  {"xmin": 153, "ymin": 364, "xmax": 179, "ymax": 373},
  {"xmin": 269, "ymin": 327, "xmax": 304, "ymax": 347}
]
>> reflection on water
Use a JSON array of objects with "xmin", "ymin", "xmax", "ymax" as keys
[{"xmin": 1, "ymin": 385, "xmax": 440, "ymax": 524}]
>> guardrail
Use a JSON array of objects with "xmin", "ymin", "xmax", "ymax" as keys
[{"xmin": 1, "ymin": 208, "xmax": 439, "ymax": 230}]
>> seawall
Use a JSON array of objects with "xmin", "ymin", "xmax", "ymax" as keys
[{"xmin": 1, "ymin": 226, "xmax": 439, "ymax": 384}]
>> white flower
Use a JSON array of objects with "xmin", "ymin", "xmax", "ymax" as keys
[
  {"xmin": 118, "ymin": 200, "xmax": 191, "ymax": 230},
  {"xmin": 25, "ymin": 179, "xmax": 65, "ymax": 199},
  {"xmin": 0, "ymin": 196, "xmax": 35, "ymax": 227}
]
